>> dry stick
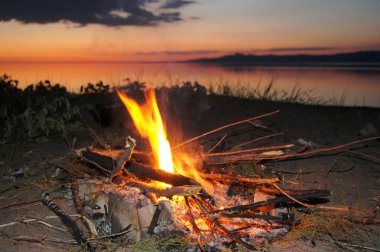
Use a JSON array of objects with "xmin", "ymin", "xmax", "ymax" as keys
[
  {"xmin": 184, "ymin": 197, "xmax": 206, "ymax": 252},
  {"xmin": 147, "ymin": 205, "xmax": 161, "ymax": 235},
  {"xmin": 198, "ymin": 173, "xmax": 279, "ymax": 184},
  {"xmin": 0, "ymin": 218, "xmax": 67, "ymax": 232},
  {"xmin": 211, "ymin": 190, "xmax": 331, "ymax": 215},
  {"xmin": 219, "ymin": 213, "xmax": 284, "ymax": 222},
  {"xmin": 344, "ymin": 149, "xmax": 380, "ymax": 165},
  {"xmin": 10, "ymin": 235, "xmax": 46, "ymax": 245},
  {"xmin": 41, "ymin": 193, "xmax": 94, "ymax": 251},
  {"xmin": 271, "ymin": 184, "xmax": 369, "ymax": 215},
  {"xmin": 173, "ymin": 110, "xmax": 280, "ymax": 150},
  {"xmin": 192, "ymin": 196, "xmax": 258, "ymax": 251},
  {"xmin": 204, "ymin": 144, "xmax": 294, "ymax": 157},
  {"xmin": 256, "ymin": 136, "xmax": 380, "ymax": 160},
  {"xmin": 231, "ymin": 132, "xmax": 283, "ymax": 150},
  {"xmin": 207, "ymin": 134, "xmax": 227, "ymax": 154},
  {"xmin": 85, "ymin": 124, "xmax": 109, "ymax": 151},
  {"xmin": 207, "ymin": 136, "xmax": 380, "ymax": 164},
  {"xmin": 120, "ymin": 177, "xmax": 202, "ymax": 197}
]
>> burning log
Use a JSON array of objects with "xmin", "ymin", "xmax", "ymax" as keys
[{"xmin": 78, "ymin": 148, "xmax": 198, "ymax": 187}]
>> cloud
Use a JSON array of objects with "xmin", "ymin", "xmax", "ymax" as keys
[
  {"xmin": 0, "ymin": 0, "xmax": 194, "ymax": 26},
  {"xmin": 160, "ymin": 0, "xmax": 196, "ymax": 9},
  {"xmin": 134, "ymin": 50, "xmax": 219, "ymax": 55}
]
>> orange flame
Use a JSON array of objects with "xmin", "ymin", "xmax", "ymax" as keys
[
  {"xmin": 117, "ymin": 89, "xmax": 214, "ymax": 196},
  {"xmin": 117, "ymin": 89, "xmax": 174, "ymax": 173}
]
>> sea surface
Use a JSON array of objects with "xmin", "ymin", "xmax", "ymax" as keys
[{"xmin": 1, "ymin": 62, "xmax": 380, "ymax": 107}]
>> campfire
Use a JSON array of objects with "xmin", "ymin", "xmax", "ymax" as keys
[{"xmin": 71, "ymin": 88, "xmax": 336, "ymax": 251}]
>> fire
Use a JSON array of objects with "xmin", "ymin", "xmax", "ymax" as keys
[
  {"xmin": 117, "ymin": 88, "xmax": 214, "ymax": 196},
  {"xmin": 116, "ymin": 89, "xmax": 174, "ymax": 173}
]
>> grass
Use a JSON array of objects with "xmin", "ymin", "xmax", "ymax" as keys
[
  {"xmin": 209, "ymin": 81, "xmax": 348, "ymax": 106},
  {"xmin": 280, "ymin": 209, "xmax": 376, "ymax": 250}
]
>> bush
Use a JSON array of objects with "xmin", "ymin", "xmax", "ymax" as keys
[{"xmin": 0, "ymin": 74, "xmax": 82, "ymax": 144}]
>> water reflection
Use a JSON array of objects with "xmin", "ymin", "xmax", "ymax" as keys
[{"xmin": 1, "ymin": 62, "xmax": 379, "ymax": 107}]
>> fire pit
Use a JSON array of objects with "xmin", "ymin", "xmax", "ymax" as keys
[{"xmin": 68, "ymin": 89, "xmax": 331, "ymax": 251}]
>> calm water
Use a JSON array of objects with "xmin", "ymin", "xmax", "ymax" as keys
[{"xmin": 1, "ymin": 62, "xmax": 380, "ymax": 107}]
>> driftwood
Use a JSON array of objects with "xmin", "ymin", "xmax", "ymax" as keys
[{"xmin": 79, "ymin": 148, "xmax": 198, "ymax": 187}]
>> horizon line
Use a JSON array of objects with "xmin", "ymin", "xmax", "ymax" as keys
[{"xmin": 1, "ymin": 49, "xmax": 379, "ymax": 64}]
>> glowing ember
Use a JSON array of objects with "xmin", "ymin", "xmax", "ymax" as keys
[{"xmin": 117, "ymin": 89, "xmax": 174, "ymax": 174}]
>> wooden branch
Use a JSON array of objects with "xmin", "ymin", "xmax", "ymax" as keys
[
  {"xmin": 120, "ymin": 177, "xmax": 203, "ymax": 198},
  {"xmin": 204, "ymin": 136, "xmax": 380, "ymax": 164},
  {"xmin": 255, "ymin": 136, "xmax": 380, "ymax": 161},
  {"xmin": 218, "ymin": 213, "xmax": 286, "ymax": 222},
  {"xmin": 210, "ymin": 189, "xmax": 331, "ymax": 215},
  {"xmin": 184, "ymin": 196, "xmax": 206, "ymax": 252},
  {"xmin": 198, "ymin": 172, "xmax": 279, "ymax": 184},
  {"xmin": 147, "ymin": 205, "xmax": 161, "ymax": 235},
  {"xmin": 230, "ymin": 132, "xmax": 283, "ymax": 150},
  {"xmin": 192, "ymin": 196, "xmax": 258, "ymax": 251},
  {"xmin": 173, "ymin": 110, "xmax": 280, "ymax": 149},
  {"xmin": 204, "ymin": 144, "xmax": 294, "ymax": 157},
  {"xmin": 272, "ymin": 184, "xmax": 370, "ymax": 215},
  {"xmin": 79, "ymin": 149, "xmax": 198, "ymax": 186},
  {"xmin": 41, "ymin": 193, "xmax": 94, "ymax": 251}
]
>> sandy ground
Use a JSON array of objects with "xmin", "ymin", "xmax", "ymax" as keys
[{"xmin": 0, "ymin": 94, "xmax": 379, "ymax": 251}]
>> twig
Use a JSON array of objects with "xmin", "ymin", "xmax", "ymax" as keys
[
  {"xmin": 206, "ymin": 136, "xmax": 380, "ymax": 164},
  {"xmin": 231, "ymin": 132, "xmax": 283, "ymax": 150},
  {"xmin": 325, "ymin": 158, "xmax": 338, "ymax": 178},
  {"xmin": 147, "ymin": 205, "xmax": 161, "ymax": 235},
  {"xmin": 91, "ymin": 224, "xmax": 132, "ymax": 240},
  {"xmin": 198, "ymin": 172, "xmax": 279, "ymax": 184},
  {"xmin": 10, "ymin": 235, "xmax": 46, "ymax": 245},
  {"xmin": 0, "ymin": 218, "xmax": 67, "ymax": 232},
  {"xmin": 218, "ymin": 213, "xmax": 284, "ymax": 222},
  {"xmin": 184, "ymin": 196, "xmax": 206, "ymax": 252},
  {"xmin": 1, "ymin": 199, "xmax": 42, "ymax": 211},
  {"xmin": 272, "ymin": 184, "xmax": 370, "ymax": 215},
  {"xmin": 211, "ymin": 190, "xmax": 331, "ymax": 214},
  {"xmin": 344, "ymin": 149, "xmax": 380, "ymax": 165},
  {"xmin": 119, "ymin": 177, "xmax": 203, "ymax": 197},
  {"xmin": 257, "ymin": 136, "xmax": 380, "ymax": 160},
  {"xmin": 192, "ymin": 196, "xmax": 258, "ymax": 251},
  {"xmin": 71, "ymin": 178, "xmax": 86, "ymax": 216},
  {"xmin": 85, "ymin": 124, "xmax": 109, "ymax": 150},
  {"xmin": 41, "ymin": 193, "xmax": 94, "ymax": 251},
  {"xmin": 173, "ymin": 110, "xmax": 280, "ymax": 149},
  {"xmin": 204, "ymin": 144, "xmax": 294, "ymax": 157},
  {"xmin": 207, "ymin": 134, "xmax": 227, "ymax": 154}
]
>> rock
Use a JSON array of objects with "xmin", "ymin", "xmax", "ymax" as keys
[
  {"xmin": 108, "ymin": 193, "xmax": 141, "ymax": 242},
  {"xmin": 359, "ymin": 123, "xmax": 378, "ymax": 136},
  {"xmin": 137, "ymin": 204, "xmax": 156, "ymax": 229}
]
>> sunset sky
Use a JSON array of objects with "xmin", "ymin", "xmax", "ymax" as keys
[{"xmin": 0, "ymin": 0, "xmax": 380, "ymax": 62}]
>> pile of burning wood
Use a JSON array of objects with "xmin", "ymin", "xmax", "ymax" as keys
[{"xmin": 49, "ymin": 88, "xmax": 340, "ymax": 251}]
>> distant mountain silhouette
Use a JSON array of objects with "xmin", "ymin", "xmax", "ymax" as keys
[{"xmin": 187, "ymin": 51, "xmax": 380, "ymax": 66}]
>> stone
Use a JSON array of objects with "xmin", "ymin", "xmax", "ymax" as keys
[{"xmin": 108, "ymin": 193, "xmax": 141, "ymax": 242}]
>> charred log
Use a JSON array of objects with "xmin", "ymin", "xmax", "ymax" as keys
[{"xmin": 79, "ymin": 148, "xmax": 198, "ymax": 186}]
